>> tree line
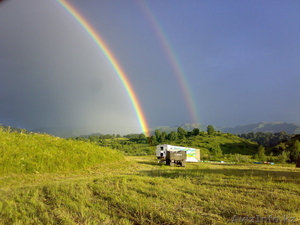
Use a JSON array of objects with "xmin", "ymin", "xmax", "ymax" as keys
[
  {"xmin": 69, "ymin": 125, "xmax": 218, "ymax": 148},
  {"xmin": 238, "ymin": 131, "xmax": 291, "ymax": 148},
  {"xmin": 148, "ymin": 125, "xmax": 218, "ymax": 145}
]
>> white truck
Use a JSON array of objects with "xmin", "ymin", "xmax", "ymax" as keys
[{"xmin": 156, "ymin": 144, "xmax": 200, "ymax": 163}]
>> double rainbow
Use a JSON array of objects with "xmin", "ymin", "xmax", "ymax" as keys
[
  {"xmin": 56, "ymin": 0, "xmax": 150, "ymax": 136},
  {"xmin": 137, "ymin": 0, "xmax": 199, "ymax": 124}
]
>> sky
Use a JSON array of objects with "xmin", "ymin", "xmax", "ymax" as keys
[{"xmin": 0, "ymin": 0, "xmax": 300, "ymax": 134}]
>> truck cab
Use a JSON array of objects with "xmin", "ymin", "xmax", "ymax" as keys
[{"xmin": 157, "ymin": 145, "xmax": 166, "ymax": 159}]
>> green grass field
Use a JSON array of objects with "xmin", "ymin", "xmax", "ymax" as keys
[
  {"xmin": 1, "ymin": 129, "xmax": 300, "ymax": 224},
  {"xmin": 0, "ymin": 156, "xmax": 299, "ymax": 224},
  {"xmin": 0, "ymin": 128, "xmax": 124, "ymax": 174}
]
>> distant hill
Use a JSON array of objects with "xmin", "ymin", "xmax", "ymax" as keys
[
  {"xmin": 3, "ymin": 122, "xmax": 300, "ymax": 138},
  {"xmin": 221, "ymin": 122, "xmax": 300, "ymax": 134},
  {"xmin": 151, "ymin": 122, "xmax": 300, "ymax": 135}
]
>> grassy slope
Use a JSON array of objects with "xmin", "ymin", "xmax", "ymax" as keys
[
  {"xmin": 0, "ymin": 156, "xmax": 300, "ymax": 224},
  {"xmin": 0, "ymin": 128, "xmax": 124, "ymax": 174},
  {"xmin": 155, "ymin": 133, "xmax": 259, "ymax": 161},
  {"xmin": 185, "ymin": 133, "xmax": 259, "ymax": 155}
]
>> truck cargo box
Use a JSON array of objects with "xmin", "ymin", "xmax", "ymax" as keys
[
  {"xmin": 166, "ymin": 150, "xmax": 186, "ymax": 167},
  {"xmin": 156, "ymin": 144, "xmax": 200, "ymax": 162}
]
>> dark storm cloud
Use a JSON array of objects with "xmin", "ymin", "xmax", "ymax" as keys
[
  {"xmin": 0, "ymin": 0, "xmax": 141, "ymax": 133},
  {"xmin": 1, "ymin": 0, "xmax": 300, "ymax": 134}
]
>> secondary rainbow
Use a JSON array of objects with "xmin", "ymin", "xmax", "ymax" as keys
[
  {"xmin": 137, "ymin": 0, "xmax": 200, "ymax": 124},
  {"xmin": 56, "ymin": 0, "xmax": 150, "ymax": 136}
]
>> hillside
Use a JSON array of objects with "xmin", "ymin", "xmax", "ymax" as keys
[
  {"xmin": 0, "ymin": 127, "xmax": 124, "ymax": 174},
  {"xmin": 186, "ymin": 133, "xmax": 259, "ymax": 156},
  {"xmin": 160, "ymin": 133, "xmax": 259, "ymax": 162},
  {"xmin": 78, "ymin": 131, "xmax": 259, "ymax": 160},
  {"xmin": 151, "ymin": 122, "xmax": 300, "ymax": 135}
]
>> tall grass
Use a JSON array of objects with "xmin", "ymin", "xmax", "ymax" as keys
[
  {"xmin": 0, "ymin": 156, "xmax": 299, "ymax": 224},
  {"xmin": 0, "ymin": 128, "xmax": 124, "ymax": 174}
]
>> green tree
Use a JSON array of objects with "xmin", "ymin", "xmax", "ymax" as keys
[
  {"xmin": 290, "ymin": 140, "xmax": 300, "ymax": 163},
  {"xmin": 104, "ymin": 134, "xmax": 112, "ymax": 139},
  {"xmin": 138, "ymin": 133, "xmax": 146, "ymax": 139},
  {"xmin": 207, "ymin": 125, "xmax": 216, "ymax": 135},
  {"xmin": 161, "ymin": 132, "xmax": 167, "ymax": 143},
  {"xmin": 89, "ymin": 135, "xmax": 98, "ymax": 142},
  {"xmin": 168, "ymin": 131, "xmax": 177, "ymax": 141},
  {"xmin": 186, "ymin": 131, "xmax": 192, "ymax": 137},
  {"xmin": 192, "ymin": 128, "xmax": 200, "ymax": 136},
  {"xmin": 210, "ymin": 144, "xmax": 223, "ymax": 160},
  {"xmin": 155, "ymin": 130, "xmax": 162, "ymax": 143},
  {"xmin": 177, "ymin": 127, "xmax": 187, "ymax": 139},
  {"xmin": 276, "ymin": 150, "xmax": 289, "ymax": 163},
  {"xmin": 273, "ymin": 142, "xmax": 286, "ymax": 154},
  {"xmin": 257, "ymin": 145, "xmax": 266, "ymax": 162},
  {"xmin": 267, "ymin": 152, "xmax": 274, "ymax": 162},
  {"xmin": 151, "ymin": 135, "xmax": 158, "ymax": 146},
  {"xmin": 146, "ymin": 137, "xmax": 152, "ymax": 145},
  {"xmin": 137, "ymin": 133, "xmax": 146, "ymax": 144}
]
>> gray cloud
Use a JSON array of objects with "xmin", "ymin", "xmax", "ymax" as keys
[
  {"xmin": 0, "ymin": 0, "xmax": 141, "ymax": 134},
  {"xmin": 1, "ymin": 0, "xmax": 300, "ymax": 134}
]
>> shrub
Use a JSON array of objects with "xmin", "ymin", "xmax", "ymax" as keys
[
  {"xmin": 275, "ymin": 151, "xmax": 290, "ymax": 163},
  {"xmin": 227, "ymin": 154, "xmax": 251, "ymax": 163}
]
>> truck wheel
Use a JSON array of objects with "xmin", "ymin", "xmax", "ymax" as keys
[{"xmin": 166, "ymin": 159, "xmax": 170, "ymax": 165}]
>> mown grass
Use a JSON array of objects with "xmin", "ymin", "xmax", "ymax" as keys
[{"xmin": 0, "ymin": 155, "xmax": 299, "ymax": 224}]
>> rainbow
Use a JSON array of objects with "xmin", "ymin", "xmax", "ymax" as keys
[
  {"xmin": 56, "ymin": 0, "xmax": 150, "ymax": 136},
  {"xmin": 137, "ymin": 0, "xmax": 200, "ymax": 124}
]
